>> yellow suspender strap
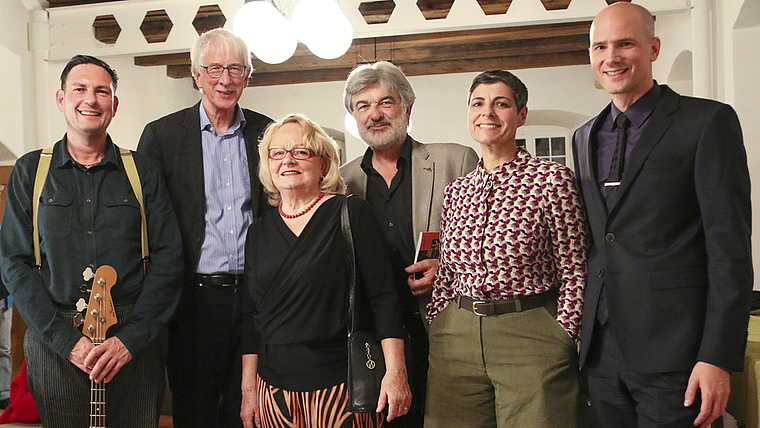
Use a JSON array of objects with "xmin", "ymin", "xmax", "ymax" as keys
[
  {"xmin": 32, "ymin": 146, "xmax": 54, "ymax": 269},
  {"xmin": 119, "ymin": 148, "xmax": 149, "ymax": 263},
  {"xmin": 31, "ymin": 146, "xmax": 149, "ymax": 269}
]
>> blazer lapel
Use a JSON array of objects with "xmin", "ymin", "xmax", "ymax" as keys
[
  {"xmin": 410, "ymin": 139, "xmax": 433, "ymax": 239},
  {"xmin": 180, "ymin": 102, "xmax": 206, "ymax": 216},
  {"xmin": 577, "ymin": 112, "xmax": 607, "ymax": 213},
  {"xmin": 350, "ymin": 172, "xmax": 368, "ymax": 199},
  {"xmin": 575, "ymin": 112, "xmax": 609, "ymax": 246},
  {"xmin": 243, "ymin": 109, "xmax": 263, "ymax": 215}
]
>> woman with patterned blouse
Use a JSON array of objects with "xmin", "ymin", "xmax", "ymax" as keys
[{"xmin": 424, "ymin": 70, "xmax": 587, "ymax": 428}]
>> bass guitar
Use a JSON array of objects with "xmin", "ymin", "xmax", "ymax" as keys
[{"xmin": 81, "ymin": 265, "xmax": 118, "ymax": 428}]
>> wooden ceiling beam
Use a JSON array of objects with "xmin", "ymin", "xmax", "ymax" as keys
[
  {"xmin": 135, "ymin": 20, "xmax": 592, "ymax": 86},
  {"xmin": 47, "ymin": 0, "xmax": 124, "ymax": 7},
  {"xmin": 246, "ymin": 50, "xmax": 589, "ymax": 86},
  {"xmin": 134, "ymin": 52, "xmax": 191, "ymax": 67}
]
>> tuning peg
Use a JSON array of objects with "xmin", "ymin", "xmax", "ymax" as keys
[{"xmin": 83, "ymin": 267, "xmax": 94, "ymax": 281}]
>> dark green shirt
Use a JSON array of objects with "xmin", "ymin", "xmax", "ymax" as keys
[{"xmin": 0, "ymin": 136, "xmax": 183, "ymax": 359}]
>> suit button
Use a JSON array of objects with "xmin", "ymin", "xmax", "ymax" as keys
[
  {"xmin": 598, "ymin": 270, "xmax": 604, "ymax": 278},
  {"xmin": 605, "ymin": 233, "xmax": 615, "ymax": 242}
]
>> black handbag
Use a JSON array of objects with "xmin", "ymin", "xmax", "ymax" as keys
[{"xmin": 341, "ymin": 196, "xmax": 386, "ymax": 413}]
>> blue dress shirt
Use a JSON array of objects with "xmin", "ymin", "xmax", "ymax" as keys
[{"xmin": 196, "ymin": 101, "xmax": 253, "ymax": 274}]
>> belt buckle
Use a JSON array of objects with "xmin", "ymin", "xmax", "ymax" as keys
[{"xmin": 471, "ymin": 301, "xmax": 491, "ymax": 316}]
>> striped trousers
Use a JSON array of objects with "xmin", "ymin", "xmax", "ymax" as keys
[
  {"xmin": 257, "ymin": 376, "xmax": 385, "ymax": 428},
  {"xmin": 25, "ymin": 307, "xmax": 167, "ymax": 428}
]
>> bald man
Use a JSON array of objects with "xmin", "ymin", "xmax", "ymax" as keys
[{"xmin": 573, "ymin": 3, "xmax": 752, "ymax": 427}]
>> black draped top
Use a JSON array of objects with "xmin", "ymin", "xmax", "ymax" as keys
[{"xmin": 242, "ymin": 195, "xmax": 405, "ymax": 391}]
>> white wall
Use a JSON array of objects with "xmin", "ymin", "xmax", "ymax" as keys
[
  {"xmin": 653, "ymin": 10, "xmax": 694, "ymax": 89},
  {"xmin": 0, "ymin": 0, "xmax": 36, "ymax": 164}
]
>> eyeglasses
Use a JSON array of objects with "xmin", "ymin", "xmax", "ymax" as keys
[
  {"xmin": 200, "ymin": 64, "xmax": 248, "ymax": 79},
  {"xmin": 268, "ymin": 148, "xmax": 318, "ymax": 160}
]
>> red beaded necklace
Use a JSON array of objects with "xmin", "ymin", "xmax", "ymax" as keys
[{"xmin": 279, "ymin": 192, "xmax": 325, "ymax": 219}]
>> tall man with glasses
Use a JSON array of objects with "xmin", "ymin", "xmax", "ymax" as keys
[{"xmin": 138, "ymin": 28, "xmax": 272, "ymax": 428}]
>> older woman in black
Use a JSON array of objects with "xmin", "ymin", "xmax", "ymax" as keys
[{"xmin": 240, "ymin": 114, "xmax": 411, "ymax": 428}]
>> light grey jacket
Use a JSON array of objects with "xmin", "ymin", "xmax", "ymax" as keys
[{"xmin": 341, "ymin": 137, "xmax": 479, "ymax": 318}]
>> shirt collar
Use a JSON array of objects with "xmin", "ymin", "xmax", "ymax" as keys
[
  {"xmin": 359, "ymin": 134, "xmax": 413, "ymax": 175},
  {"xmin": 610, "ymin": 81, "xmax": 661, "ymax": 130},
  {"xmin": 58, "ymin": 134, "xmax": 120, "ymax": 168},
  {"xmin": 199, "ymin": 101, "xmax": 246, "ymax": 135},
  {"xmin": 477, "ymin": 146, "xmax": 532, "ymax": 176}
]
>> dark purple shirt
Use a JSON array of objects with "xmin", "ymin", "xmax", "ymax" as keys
[{"xmin": 596, "ymin": 83, "xmax": 662, "ymax": 197}]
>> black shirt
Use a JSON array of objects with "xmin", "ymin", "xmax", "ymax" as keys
[
  {"xmin": 243, "ymin": 195, "xmax": 405, "ymax": 391},
  {"xmin": 360, "ymin": 137, "xmax": 418, "ymax": 314}
]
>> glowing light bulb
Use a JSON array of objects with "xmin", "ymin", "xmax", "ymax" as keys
[{"xmin": 233, "ymin": 1, "xmax": 298, "ymax": 64}]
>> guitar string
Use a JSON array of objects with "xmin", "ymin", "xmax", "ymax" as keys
[{"xmin": 90, "ymin": 285, "xmax": 106, "ymax": 428}]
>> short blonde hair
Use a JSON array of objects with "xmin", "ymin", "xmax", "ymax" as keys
[{"xmin": 258, "ymin": 114, "xmax": 346, "ymax": 206}]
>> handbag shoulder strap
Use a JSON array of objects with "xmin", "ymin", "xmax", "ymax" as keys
[
  {"xmin": 32, "ymin": 146, "xmax": 55, "ymax": 269},
  {"xmin": 340, "ymin": 195, "xmax": 358, "ymax": 334}
]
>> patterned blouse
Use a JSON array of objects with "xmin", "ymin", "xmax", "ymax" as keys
[{"xmin": 429, "ymin": 148, "xmax": 587, "ymax": 340}]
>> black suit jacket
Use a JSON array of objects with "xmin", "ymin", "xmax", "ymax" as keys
[
  {"xmin": 573, "ymin": 85, "xmax": 753, "ymax": 374},
  {"xmin": 137, "ymin": 101, "xmax": 272, "ymax": 294}
]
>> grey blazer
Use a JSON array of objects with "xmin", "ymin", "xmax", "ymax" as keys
[{"xmin": 341, "ymin": 137, "xmax": 479, "ymax": 316}]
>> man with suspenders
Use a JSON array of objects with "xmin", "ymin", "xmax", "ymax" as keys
[{"xmin": 0, "ymin": 55, "xmax": 183, "ymax": 428}]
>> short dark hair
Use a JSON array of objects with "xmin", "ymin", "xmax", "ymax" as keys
[
  {"xmin": 468, "ymin": 70, "xmax": 527, "ymax": 112},
  {"xmin": 60, "ymin": 54, "xmax": 118, "ymax": 91}
]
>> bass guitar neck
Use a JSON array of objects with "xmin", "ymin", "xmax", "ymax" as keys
[{"xmin": 82, "ymin": 265, "xmax": 117, "ymax": 428}]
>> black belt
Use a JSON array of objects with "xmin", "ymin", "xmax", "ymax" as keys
[
  {"xmin": 457, "ymin": 288, "xmax": 558, "ymax": 316},
  {"xmin": 61, "ymin": 304, "xmax": 135, "ymax": 327},
  {"xmin": 195, "ymin": 273, "xmax": 242, "ymax": 288}
]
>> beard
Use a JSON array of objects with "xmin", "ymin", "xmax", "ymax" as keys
[{"xmin": 358, "ymin": 116, "xmax": 408, "ymax": 152}]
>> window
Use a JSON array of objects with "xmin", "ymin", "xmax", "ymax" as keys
[
  {"xmin": 515, "ymin": 126, "xmax": 573, "ymax": 171},
  {"xmin": 535, "ymin": 136, "xmax": 567, "ymax": 166}
]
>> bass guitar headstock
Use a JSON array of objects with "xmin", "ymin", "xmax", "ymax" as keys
[{"xmin": 82, "ymin": 265, "xmax": 117, "ymax": 345}]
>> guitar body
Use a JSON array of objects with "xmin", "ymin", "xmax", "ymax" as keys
[{"xmin": 82, "ymin": 265, "xmax": 118, "ymax": 428}]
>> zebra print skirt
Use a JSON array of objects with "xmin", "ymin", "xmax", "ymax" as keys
[{"xmin": 257, "ymin": 376, "xmax": 385, "ymax": 428}]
